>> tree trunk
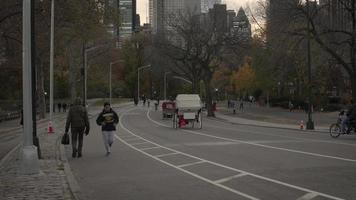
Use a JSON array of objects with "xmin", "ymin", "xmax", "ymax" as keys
[
  {"xmin": 37, "ymin": 61, "xmax": 46, "ymax": 119},
  {"xmin": 204, "ymin": 76, "xmax": 215, "ymax": 117}
]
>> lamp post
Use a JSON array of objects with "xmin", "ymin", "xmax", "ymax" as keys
[
  {"xmin": 172, "ymin": 76, "xmax": 192, "ymax": 84},
  {"xmin": 20, "ymin": 0, "xmax": 39, "ymax": 174},
  {"xmin": 137, "ymin": 65, "xmax": 151, "ymax": 102},
  {"xmin": 49, "ymin": 0, "xmax": 54, "ymax": 123},
  {"xmin": 164, "ymin": 71, "xmax": 171, "ymax": 100},
  {"xmin": 109, "ymin": 60, "xmax": 122, "ymax": 105},
  {"xmin": 84, "ymin": 45, "xmax": 103, "ymax": 106},
  {"xmin": 306, "ymin": 0, "xmax": 314, "ymax": 130}
]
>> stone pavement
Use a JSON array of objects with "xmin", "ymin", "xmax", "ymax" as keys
[
  {"xmin": 0, "ymin": 114, "xmax": 77, "ymax": 200},
  {"xmin": 215, "ymin": 103, "xmax": 333, "ymax": 132}
]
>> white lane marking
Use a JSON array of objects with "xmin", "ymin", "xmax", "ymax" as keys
[
  {"xmin": 146, "ymin": 110, "xmax": 356, "ymax": 163},
  {"xmin": 118, "ymin": 112, "xmax": 260, "ymax": 200},
  {"xmin": 156, "ymin": 152, "xmax": 179, "ymax": 158},
  {"xmin": 214, "ymin": 173, "xmax": 248, "ymax": 184},
  {"xmin": 204, "ymin": 118, "xmax": 356, "ymax": 148},
  {"xmin": 296, "ymin": 192, "xmax": 319, "ymax": 200},
  {"xmin": 177, "ymin": 161, "xmax": 206, "ymax": 168},
  {"xmin": 123, "ymin": 137, "xmax": 141, "ymax": 142},
  {"xmin": 139, "ymin": 146, "xmax": 161, "ymax": 151},
  {"xmin": 130, "ymin": 142, "xmax": 150, "ymax": 146},
  {"xmin": 120, "ymin": 109, "xmax": 344, "ymax": 200}
]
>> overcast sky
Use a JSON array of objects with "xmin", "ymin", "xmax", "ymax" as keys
[{"xmin": 137, "ymin": 0, "xmax": 259, "ymax": 25}]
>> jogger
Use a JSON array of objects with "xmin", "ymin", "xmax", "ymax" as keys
[
  {"xmin": 102, "ymin": 131, "xmax": 114, "ymax": 153},
  {"xmin": 96, "ymin": 102, "xmax": 119, "ymax": 156}
]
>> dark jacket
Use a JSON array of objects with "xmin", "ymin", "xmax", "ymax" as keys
[
  {"xmin": 65, "ymin": 100, "xmax": 90, "ymax": 133},
  {"xmin": 347, "ymin": 104, "xmax": 356, "ymax": 120},
  {"xmin": 96, "ymin": 109, "xmax": 119, "ymax": 131}
]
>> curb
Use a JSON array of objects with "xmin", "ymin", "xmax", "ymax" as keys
[
  {"xmin": 59, "ymin": 143, "xmax": 82, "ymax": 200},
  {"xmin": 0, "ymin": 143, "xmax": 21, "ymax": 169},
  {"xmin": 210, "ymin": 115, "xmax": 329, "ymax": 134}
]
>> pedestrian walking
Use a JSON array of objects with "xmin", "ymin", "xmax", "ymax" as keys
[
  {"xmin": 62, "ymin": 103, "xmax": 67, "ymax": 112},
  {"xmin": 96, "ymin": 102, "xmax": 119, "ymax": 156},
  {"xmin": 289, "ymin": 101, "xmax": 293, "ymax": 112},
  {"xmin": 239, "ymin": 101, "xmax": 244, "ymax": 111},
  {"xmin": 57, "ymin": 103, "xmax": 62, "ymax": 112},
  {"xmin": 65, "ymin": 98, "xmax": 90, "ymax": 158}
]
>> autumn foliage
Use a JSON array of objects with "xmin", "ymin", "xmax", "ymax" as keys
[{"xmin": 231, "ymin": 57, "xmax": 256, "ymax": 95}]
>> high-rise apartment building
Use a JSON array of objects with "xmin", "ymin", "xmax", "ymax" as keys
[
  {"xmin": 227, "ymin": 10, "xmax": 236, "ymax": 31},
  {"xmin": 232, "ymin": 7, "xmax": 251, "ymax": 39},
  {"xmin": 149, "ymin": 0, "xmax": 201, "ymax": 34},
  {"xmin": 208, "ymin": 4, "xmax": 227, "ymax": 33},
  {"xmin": 201, "ymin": 0, "xmax": 221, "ymax": 13},
  {"xmin": 118, "ymin": 0, "xmax": 136, "ymax": 40}
]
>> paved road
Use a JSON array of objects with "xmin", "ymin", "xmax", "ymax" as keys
[
  {"xmin": 0, "ymin": 114, "xmax": 66, "ymax": 160},
  {"xmin": 68, "ymin": 105, "xmax": 356, "ymax": 200}
]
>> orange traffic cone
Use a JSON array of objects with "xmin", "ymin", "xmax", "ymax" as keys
[
  {"xmin": 48, "ymin": 121, "xmax": 54, "ymax": 134},
  {"xmin": 300, "ymin": 120, "xmax": 304, "ymax": 130}
]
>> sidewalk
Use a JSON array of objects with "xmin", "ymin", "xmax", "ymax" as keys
[
  {"xmin": 215, "ymin": 103, "xmax": 333, "ymax": 132},
  {"xmin": 0, "ymin": 114, "xmax": 77, "ymax": 200}
]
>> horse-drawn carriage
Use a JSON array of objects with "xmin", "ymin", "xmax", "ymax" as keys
[
  {"xmin": 162, "ymin": 101, "xmax": 176, "ymax": 119},
  {"xmin": 172, "ymin": 94, "xmax": 203, "ymax": 129}
]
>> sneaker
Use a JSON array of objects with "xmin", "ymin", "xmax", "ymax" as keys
[
  {"xmin": 106, "ymin": 152, "xmax": 111, "ymax": 156},
  {"xmin": 78, "ymin": 153, "xmax": 82, "ymax": 158},
  {"xmin": 72, "ymin": 152, "xmax": 77, "ymax": 158}
]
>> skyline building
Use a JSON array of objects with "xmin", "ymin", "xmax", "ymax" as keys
[
  {"xmin": 149, "ymin": 0, "xmax": 201, "ymax": 34},
  {"xmin": 201, "ymin": 0, "xmax": 221, "ymax": 13},
  {"xmin": 232, "ymin": 7, "xmax": 251, "ymax": 39},
  {"xmin": 118, "ymin": 0, "xmax": 136, "ymax": 40}
]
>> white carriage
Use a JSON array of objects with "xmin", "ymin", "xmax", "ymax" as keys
[{"xmin": 172, "ymin": 94, "xmax": 203, "ymax": 129}]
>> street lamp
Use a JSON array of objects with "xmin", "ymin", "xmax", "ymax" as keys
[
  {"xmin": 164, "ymin": 71, "xmax": 171, "ymax": 100},
  {"xmin": 172, "ymin": 76, "xmax": 192, "ymax": 84},
  {"xmin": 109, "ymin": 60, "xmax": 123, "ymax": 105},
  {"xmin": 20, "ymin": 0, "xmax": 39, "ymax": 174},
  {"xmin": 306, "ymin": 0, "xmax": 314, "ymax": 130},
  {"xmin": 137, "ymin": 65, "xmax": 151, "ymax": 102},
  {"xmin": 84, "ymin": 45, "xmax": 105, "ymax": 106}
]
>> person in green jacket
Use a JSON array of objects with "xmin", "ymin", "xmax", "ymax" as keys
[{"xmin": 65, "ymin": 98, "xmax": 90, "ymax": 158}]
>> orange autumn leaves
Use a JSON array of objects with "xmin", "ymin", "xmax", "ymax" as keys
[{"xmin": 212, "ymin": 57, "xmax": 257, "ymax": 94}]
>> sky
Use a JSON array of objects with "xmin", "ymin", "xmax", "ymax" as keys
[{"xmin": 137, "ymin": 0, "xmax": 259, "ymax": 25}]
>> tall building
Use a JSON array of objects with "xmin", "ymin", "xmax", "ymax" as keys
[
  {"xmin": 201, "ymin": 0, "xmax": 221, "ymax": 13},
  {"xmin": 227, "ymin": 10, "xmax": 236, "ymax": 32},
  {"xmin": 118, "ymin": 0, "xmax": 137, "ymax": 41},
  {"xmin": 208, "ymin": 4, "xmax": 227, "ymax": 33},
  {"xmin": 232, "ymin": 7, "xmax": 251, "ymax": 39},
  {"xmin": 149, "ymin": 0, "xmax": 201, "ymax": 34}
]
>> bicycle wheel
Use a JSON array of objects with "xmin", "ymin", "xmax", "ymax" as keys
[{"xmin": 329, "ymin": 123, "xmax": 341, "ymax": 138}]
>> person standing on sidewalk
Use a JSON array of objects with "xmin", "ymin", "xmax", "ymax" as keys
[
  {"xmin": 65, "ymin": 98, "xmax": 90, "ymax": 158},
  {"xmin": 96, "ymin": 102, "xmax": 119, "ymax": 156}
]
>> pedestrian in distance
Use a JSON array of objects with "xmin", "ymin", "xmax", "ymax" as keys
[
  {"xmin": 96, "ymin": 102, "xmax": 119, "ymax": 156},
  {"xmin": 239, "ymin": 101, "xmax": 244, "ymax": 112},
  {"xmin": 289, "ymin": 101, "xmax": 293, "ymax": 112},
  {"xmin": 57, "ymin": 103, "xmax": 62, "ymax": 112},
  {"xmin": 65, "ymin": 98, "xmax": 90, "ymax": 158},
  {"xmin": 62, "ymin": 103, "xmax": 67, "ymax": 112}
]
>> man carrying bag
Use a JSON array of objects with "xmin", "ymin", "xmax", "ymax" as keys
[{"xmin": 65, "ymin": 98, "xmax": 90, "ymax": 158}]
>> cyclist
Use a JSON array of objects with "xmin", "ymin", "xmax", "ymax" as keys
[{"xmin": 345, "ymin": 100, "xmax": 356, "ymax": 133}]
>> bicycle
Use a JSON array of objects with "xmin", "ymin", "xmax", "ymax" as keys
[{"xmin": 329, "ymin": 117, "xmax": 355, "ymax": 138}]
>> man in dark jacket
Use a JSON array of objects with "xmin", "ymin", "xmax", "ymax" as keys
[
  {"xmin": 96, "ymin": 102, "xmax": 119, "ymax": 156},
  {"xmin": 65, "ymin": 98, "xmax": 90, "ymax": 158}
]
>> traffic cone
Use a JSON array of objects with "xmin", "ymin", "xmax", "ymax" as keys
[
  {"xmin": 300, "ymin": 120, "xmax": 304, "ymax": 130},
  {"xmin": 48, "ymin": 121, "xmax": 54, "ymax": 134}
]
